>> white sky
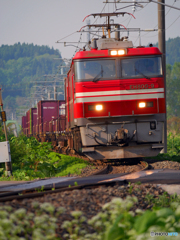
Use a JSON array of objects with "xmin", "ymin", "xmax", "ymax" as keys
[{"xmin": 0, "ymin": 0, "xmax": 180, "ymax": 59}]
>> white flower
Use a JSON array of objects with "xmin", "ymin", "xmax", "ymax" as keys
[
  {"xmin": 56, "ymin": 206, "xmax": 66, "ymax": 215},
  {"xmin": 14, "ymin": 208, "xmax": 26, "ymax": 219},
  {"xmin": 40, "ymin": 202, "xmax": 55, "ymax": 214},
  {"xmin": 31, "ymin": 201, "xmax": 39, "ymax": 209},
  {"xmin": 111, "ymin": 198, "xmax": 123, "ymax": 205},
  {"xmin": 128, "ymin": 211, "xmax": 135, "ymax": 217},
  {"xmin": 61, "ymin": 220, "xmax": 72, "ymax": 229},
  {"xmin": 94, "ymin": 221, "xmax": 102, "ymax": 228},
  {"xmin": 102, "ymin": 202, "xmax": 111, "ymax": 210},
  {"xmin": 135, "ymin": 209, "xmax": 144, "ymax": 215},
  {"xmin": 3, "ymin": 206, "xmax": 12, "ymax": 212},
  {"xmin": 0, "ymin": 210, "xmax": 9, "ymax": 219},
  {"xmin": 71, "ymin": 211, "xmax": 83, "ymax": 218}
]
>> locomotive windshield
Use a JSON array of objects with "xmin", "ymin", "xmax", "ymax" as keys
[
  {"xmin": 75, "ymin": 59, "xmax": 116, "ymax": 81},
  {"xmin": 74, "ymin": 56, "xmax": 162, "ymax": 81},
  {"xmin": 121, "ymin": 56, "xmax": 162, "ymax": 79}
]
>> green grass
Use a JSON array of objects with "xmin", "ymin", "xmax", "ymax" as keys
[
  {"xmin": 145, "ymin": 132, "xmax": 180, "ymax": 162},
  {"xmin": 0, "ymin": 134, "xmax": 90, "ymax": 181}
]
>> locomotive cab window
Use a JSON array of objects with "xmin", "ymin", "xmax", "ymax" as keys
[
  {"xmin": 74, "ymin": 59, "xmax": 117, "ymax": 81},
  {"xmin": 121, "ymin": 56, "xmax": 162, "ymax": 79}
]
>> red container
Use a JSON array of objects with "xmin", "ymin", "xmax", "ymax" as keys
[
  {"xmin": 21, "ymin": 116, "xmax": 27, "ymax": 135},
  {"xmin": 37, "ymin": 100, "xmax": 65, "ymax": 133},
  {"xmin": 26, "ymin": 108, "xmax": 37, "ymax": 135}
]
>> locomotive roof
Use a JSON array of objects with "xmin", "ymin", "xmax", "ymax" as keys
[{"xmin": 73, "ymin": 46, "xmax": 162, "ymax": 60}]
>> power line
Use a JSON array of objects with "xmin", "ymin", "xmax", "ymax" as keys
[{"xmin": 166, "ymin": 13, "xmax": 180, "ymax": 30}]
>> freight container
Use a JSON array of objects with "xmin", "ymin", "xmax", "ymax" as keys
[
  {"xmin": 26, "ymin": 108, "xmax": 37, "ymax": 135},
  {"xmin": 21, "ymin": 116, "xmax": 27, "ymax": 135},
  {"xmin": 37, "ymin": 100, "xmax": 65, "ymax": 134}
]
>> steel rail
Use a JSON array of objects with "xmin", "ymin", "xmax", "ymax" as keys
[{"xmin": 0, "ymin": 161, "xmax": 148, "ymax": 202}]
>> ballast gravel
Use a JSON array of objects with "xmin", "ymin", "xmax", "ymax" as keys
[{"xmin": 0, "ymin": 183, "xmax": 171, "ymax": 239}]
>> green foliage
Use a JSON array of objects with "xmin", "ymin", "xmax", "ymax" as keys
[
  {"xmin": 166, "ymin": 37, "xmax": 180, "ymax": 66},
  {"xmin": 150, "ymin": 36, "xmax": 180, "ymax": 66},
  {"xmin": 0, "ymin": 135, "xmax": 89, "ymax": 181},
  {"xmin": 62, "ymin": 195, "xmax": 180, "ymax": 240},
  {"xmin": 0, "ymin": 202, "xmax": 60, "ymax": 240},
  {"xmin": 166, "ymin": 62, "xmax": 180, "ymax": 117},
  {"xmin": 145, "ymin": 132, "xmax": 180, "ymax": 163},
  {"xmin": 0, "ymin": 43, "xmax": 66, "ymax": 120},
  {"xmin": 0, "ymin": 194, "xmax": 180, "ymax": 239}
]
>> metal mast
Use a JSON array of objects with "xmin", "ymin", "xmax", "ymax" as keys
[{"xmin": 158, "ymin": 0, "xmax": 167, "ymax": 152}]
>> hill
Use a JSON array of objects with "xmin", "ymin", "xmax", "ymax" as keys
[
  {"xmin": 150, "ymin": 36, "xmax": 180, "ymax": 65},
  {"xmin": 0, "ymin": 43, "xmax": 64, "ymax": 121}
]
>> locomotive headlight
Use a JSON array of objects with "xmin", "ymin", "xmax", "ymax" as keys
[
  {"xmin": 118, "ymin": 49, "xmax": 125, "ymax": 55},
  {"xmin": 139, "ymin": 102, "xmax": 146, "ymax": 108},
  {"xmin": 110, "ymin": 50, "xmax": 117, "ymax": 56},
  {"xmin": 95, "ymin": 104, "xmax": 103, "ymax": 111}
]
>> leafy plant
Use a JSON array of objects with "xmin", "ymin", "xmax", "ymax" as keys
[{"xmin": 0, "ymin": 135, "xmax": 90, "ymax": 181}]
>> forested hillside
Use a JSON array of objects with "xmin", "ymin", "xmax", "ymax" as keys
[
  {"xmin": 166, "ymin": 37, "xmax": 180, "ymax": 65},
  {"xmin": 151, "ymin": 36, "xmax": 180, "ymax": 66},
  {"xmin": 0, "ymin": 43, "xmax": 63, "ymax": 120}
]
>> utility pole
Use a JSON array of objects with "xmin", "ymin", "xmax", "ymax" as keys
[
  {"xmin": 0, "ymin": 89, "xmax": 12, "ymax": 176},
  {"xmin": 158, "ymin": 0, "xmax": 167, "ymax": 153}
]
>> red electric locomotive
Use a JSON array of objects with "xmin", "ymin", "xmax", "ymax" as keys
[{"xmin": 65, "ymin": 13, "xmax": 166, "ymax": 160}]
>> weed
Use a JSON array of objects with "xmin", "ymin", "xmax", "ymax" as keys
[
  {"xmin": 35, "ymin": 186, "xmax": 45, "ymax": 193},
  {"xmin": 128, "ymin": 183, "xmax": 133, "ymax": 194},
  {"xmin": 135, "ymin": 181, "xmax": 141, "ymax": 185}
]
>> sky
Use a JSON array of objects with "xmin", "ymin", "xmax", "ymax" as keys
[{"xmin": 0, "ymin": 0, "xmax": 180, "ymax": 59}]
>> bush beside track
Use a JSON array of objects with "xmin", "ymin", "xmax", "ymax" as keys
[{"xmin": 0, "ymin": 134, "xmax": 90, "ymax": 181}]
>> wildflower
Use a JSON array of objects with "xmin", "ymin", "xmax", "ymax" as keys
[
  {"xmin": 135, "ymin": 209, "xmax": 144, "ymax": 215},
  {"xmin": 128, "ymin": 211, "xmax": 135, "ymax": 217},
  {"xmin": 0, "ymin": 210, "xmax": 9, "ymax": 219},
  {"xmin": 74, "ymin": 226, "xmax": 80, "ymax": 234},
  {"xmin": 26, "ymin": 212, "xmax": 34, "ymax": 220},
  {"xmin": 111, "ymin": 198, "xmax": 123, "ymax": 205},
  {"xmin": 80, "ymin": 216, "xmax": 87, "ymax": 223},
  {"xmin": 3, "ymin": 206, "xmax": 13, "ymax": 212},
  {"xmin": 14, "ymin": 208, "xmax": 26, "ymax": 219},
  {"xmin": 61, "ymin": 220, "xmax": 72, "ymax": 229},
  {"xmin": 71, "ymin": 211, "xmax": 83, "ymax": 219},
  {"xmin": 125, "ymin": 200, "xmax": 134, "ymax": 210},
  {"xmin": 56, "ymin": 206, "xmax": 66, "ymax": 215},
  {"xmin": 175, "ymin": 206, "xmax": 180, "ymax": 216},
  {"xmin": 94, "ymin": 221, "xmax": 102, "ymax": 228},
  {"xmin": 0, "ymin": 219, "xmax": 13, "ymax": 232},
  {"xmin": 72, "ymin": 219, "xmax": 78, "ymax": 225},
  {"xmin": 32, "ymin": 228, "xmax": 44, "ymax": 238},
  {"xmin": 40, "ymin": 202, "xmax": 55, "ymax": 214},
  {"xmin": 34, "ymin": 216, "xmax": 46, "ymax": 226},
  {"xmin": 102, "ymin": 202, "xmax": 111, "ymax": 210},
  {"xmin": 63, "ymin": 233, "xmax": 69, "ymax": 239},
  {"xmin": 79, "ymin": 229, "xmax": 87, "ymax": 235},
  {"xmin": 31, "ymin": 201, "xmax": 39, "ymax": 209}
]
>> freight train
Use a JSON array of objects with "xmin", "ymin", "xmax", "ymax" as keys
[{"xmin": 22, "ymin": 12, "xmax": 166, "ymax": 160}]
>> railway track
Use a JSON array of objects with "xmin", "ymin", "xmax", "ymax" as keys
[{"xmin": 0, "ymin": 159, "xmax": 148, "ymax": 202}]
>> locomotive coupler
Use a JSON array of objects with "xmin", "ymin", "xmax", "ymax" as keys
[{"xmin": 114, "ymin": 127, "xmax": 129, "ymax": 142}]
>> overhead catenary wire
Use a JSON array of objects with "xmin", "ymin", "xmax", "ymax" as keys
[{"xmin": 134, "ymin": 0, "xmax": 178, "ymax": 44}]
